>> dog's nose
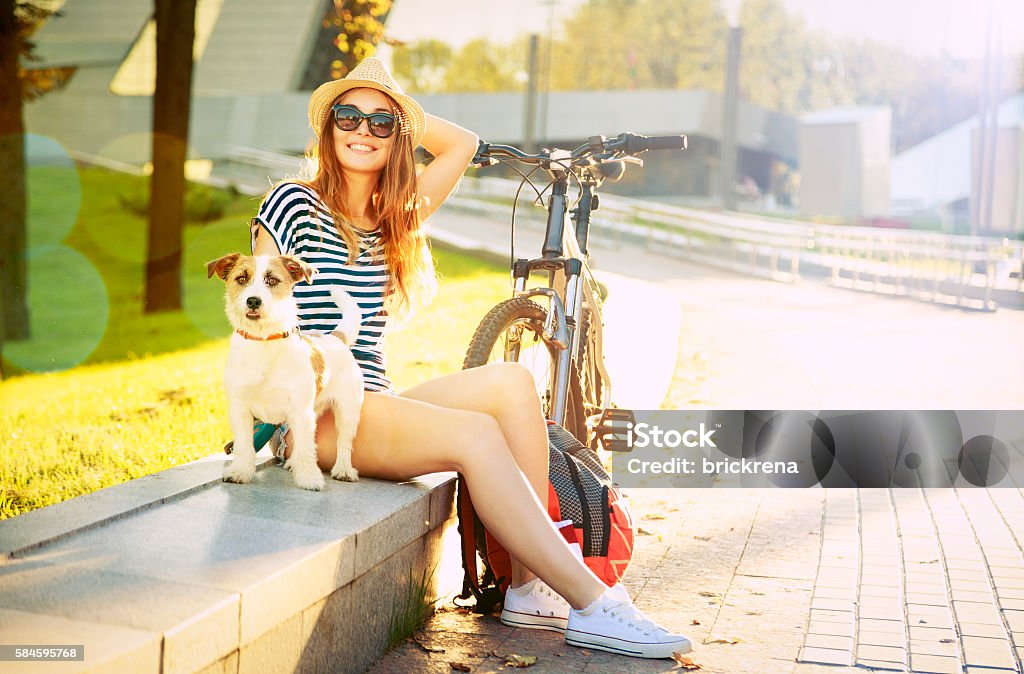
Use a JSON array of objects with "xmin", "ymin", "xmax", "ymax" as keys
[{"xmin": 246, "ymin": 297, "xmax": 262, "ymax": 310}]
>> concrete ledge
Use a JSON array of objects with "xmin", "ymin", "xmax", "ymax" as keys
[
  {"xmin": 0, "ymin": 451, "xmax": 278, "ymax": 561},
  {"xmin": 0, "ymin": 455, "xmax": 459, "ymax": 673}
]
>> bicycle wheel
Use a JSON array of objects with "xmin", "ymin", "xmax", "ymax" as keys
[
  {"xmin": 576, "ymin": 307, "xmax": 605, "ymax": 436},
  {"xmin": 463, "ymin": 297, "xmax": 587, "ymax": 442}
]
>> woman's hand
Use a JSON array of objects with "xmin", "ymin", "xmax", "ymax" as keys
[{"xmin": 416, "ymin": 113, "xmax": 479, "ymax": 221}]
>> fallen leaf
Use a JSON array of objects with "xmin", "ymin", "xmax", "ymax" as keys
[
  {"xmin": 703, "ymin": 635, "xmax": 741, "ymax": 644},
  {"xmin": 643, "ymin": 513, "xmax": 667, "ymax": 520},
  {"xmin": 690, "ymin": 619, "xmax": 701, "ymax": 625},
  {"xmin": 672, "ymin": 652, "xmax": 701, "ymax": 670},
  {"xmin": 450, "ymin": 663, "xmax": 472, "ymax": 672},
  {"xmin": 940, "ymin": 638, "xmax": 955, "ymax": 644},
  {"xmin": 504, "ymin": 654, "xmax": 537, "ymax": 668},
  {"xmin": 693, "ymin": 535, "xmax": 712, "ymax": 541},
  {"xmin": 697, "ymin": 591, "xmax": 720, "ymax": 598},
  {"xmin": 579, "ymin": 649, "xmax": 591, "ymax": 656},
  {"xmin": 637, "ymin": 527, "xmax": 654, "ymax": 536}
]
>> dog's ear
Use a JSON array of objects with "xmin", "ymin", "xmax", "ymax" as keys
[
  {"xmin": 279, "ymin": 255, "xmax": 316, "ymax": 284},
  {"xmin": 207, "ymin": 253, "xmax": 242, "ymax": 280}
]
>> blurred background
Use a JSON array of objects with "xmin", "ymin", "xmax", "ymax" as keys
[
  {"xmin": 3, "ymin": 0, "xmax": 1024, "ymax": 517},
  {"xmin": 17, "ymin": 0, "xmax": 1024, "ymax": 234}
]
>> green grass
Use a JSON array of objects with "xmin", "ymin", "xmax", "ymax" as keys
[
  {"xmin": 386, "ymin": 563, "xmax": 438, "ymax": 649},
  {"xmin": 0, "ymin": 165, "xmax": 511, "ymax": 519}
]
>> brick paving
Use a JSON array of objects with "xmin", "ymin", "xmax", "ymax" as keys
[
  {"xmin": 369, "ymin": 485, "xmax": 1024, "ymax": 674},
  {"xmin": 367, "ymin": 212, "xmax": 1024, "ymax": 673}
]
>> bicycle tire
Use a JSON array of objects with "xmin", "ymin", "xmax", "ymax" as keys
[
  {"xmin": 463, "ymin": 297, "xmax": 587, "ymax": 442},
  {"xmin": 576, "ymin": 307, "xmax": 604, "ymax": 435}
]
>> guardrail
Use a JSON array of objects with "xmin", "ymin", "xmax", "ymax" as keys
[{"xmin": 449, "ymin": 176, "xmax": 1024, "ymax": 312}]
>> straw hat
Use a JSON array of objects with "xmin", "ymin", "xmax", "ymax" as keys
[{"xmin": 307, "ymin": 57, "xmax": 425, "ymax": 147}]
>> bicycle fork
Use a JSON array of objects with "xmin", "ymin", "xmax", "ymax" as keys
[{"xmin": 511, "ymin": 272, "xmax": 582, "ymax": 427}]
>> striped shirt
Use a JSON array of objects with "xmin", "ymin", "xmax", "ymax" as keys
[{"xmin": 254, "ymin": 182, "xmax": 393, "ymax": 393}]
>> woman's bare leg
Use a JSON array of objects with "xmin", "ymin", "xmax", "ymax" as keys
[
  {"xmin": 303, "ymin": 382, "xmax": 607, "ymax": 610},
  {"xmin": 397, "ymin": 363, "xmax": 549, "ymax": 587}
]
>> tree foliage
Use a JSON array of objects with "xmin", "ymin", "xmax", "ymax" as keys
[
  {"xmin": 391, "ymin": 38, "xmax": 451, "ymax": 93},
  {"xmin": 324, "ymin": 0, "xmax": 391, "ymax": 79},
  {"xmin": 390, "ymin": 0, "xmax": 1000, "ymax": 154},
  {"xmin": 443, "ymin": 38, "xmax": 526, "ymax": 93}
]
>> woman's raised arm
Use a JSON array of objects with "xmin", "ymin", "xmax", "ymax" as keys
[{"xmin": 416, "ymin": 113, "xmax": 479, "ymax": 221}]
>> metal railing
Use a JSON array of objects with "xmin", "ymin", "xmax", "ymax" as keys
[
  {"xmin": 449, "ymin": 176, "xmax": 1024, "ymax": 311},
  {"xmin": 203, "ymin": 148, "xmax": 1023, "ymax": 311}
]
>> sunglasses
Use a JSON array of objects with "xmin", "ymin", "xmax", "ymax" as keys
[{"xmin": 331, "ymin": 104, "xmax": 398, "ymax": 138}]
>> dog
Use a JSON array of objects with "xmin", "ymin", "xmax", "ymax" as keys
[{"xmin": 207, "ymin": 253, "xmax": 365, "ymax": 491}]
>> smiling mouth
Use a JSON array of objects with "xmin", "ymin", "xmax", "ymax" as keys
[
  {"xmin": 245, "ymin": 310, "xmax": 261, "ymax": 320},
  {"xmin": 347, "ymin": 143, "xmax": 377, "ymax": 153}
]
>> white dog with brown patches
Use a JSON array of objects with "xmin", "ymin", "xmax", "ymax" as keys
[{"xmin": 208, "ymin": 252, "xmax": 364, "ymax": 491}]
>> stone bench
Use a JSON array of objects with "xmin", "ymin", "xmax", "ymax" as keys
[{"xmin": 0, "ymin": 450, "xmax": 460, "ymax": 673}]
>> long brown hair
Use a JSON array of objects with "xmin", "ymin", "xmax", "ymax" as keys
[{"xmin": 297, "ymin": 92, "xmax": 436, "ymax": 322}]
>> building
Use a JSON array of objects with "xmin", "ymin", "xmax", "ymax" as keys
[{"xmin": 891, "ymin": 93, "xmax": 1024, "ymax": 235}]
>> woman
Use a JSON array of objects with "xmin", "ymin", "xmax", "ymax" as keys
[{"xmin": 252, "ymin": 57, "xmax": 691, "ymax": 660}]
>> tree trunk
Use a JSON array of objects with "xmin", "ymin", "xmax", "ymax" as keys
[
  {"xmin": 144, "ymin": 0, "xmax": 196, "ymax": 313},
  {"xmin": 0, "ymin": 0, "xmax": 30, "ymax": 342}
]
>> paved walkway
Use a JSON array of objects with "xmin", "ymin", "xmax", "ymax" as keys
[
  {"xmin": 433, "ymin": 205, "xmax": 1024, "ymax": 410},
  {"xmin": 367, "ymin": 206, "xmax": 1024, "ymax": 673},
  {"xmin": 371, "ymin": 486, "xmax": 1024, "ymax": 674}
]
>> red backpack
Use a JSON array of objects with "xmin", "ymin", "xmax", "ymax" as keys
[{"xmin": 456, "ymin": 421, "xmax": 635, "ymax": 613}]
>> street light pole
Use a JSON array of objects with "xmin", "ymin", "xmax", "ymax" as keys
[
  {"xmin": 524, "ymin": 34, "xmax": 539, "ymax": 152},
  {"xmin": 719, "ymin": 24, "xmax": 742, "ymax": 211}
]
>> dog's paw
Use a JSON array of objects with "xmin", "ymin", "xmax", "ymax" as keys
[
  {"xmin": 293, "ymin": 468, "xmax": 326, "ymax": 491},
  {"xmin": 331, "ymin": 465, "xmax": 360, "ymax": 482},
  {"xmin": 223, "ymin": 463, "xmax": 256, "ymax": 484}
]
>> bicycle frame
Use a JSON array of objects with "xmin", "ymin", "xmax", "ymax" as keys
[{"xmin": 510, "ymin": 159, "xmax": 611, "ymax": 428}]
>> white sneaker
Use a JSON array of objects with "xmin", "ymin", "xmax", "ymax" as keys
[
  {"xmin": 565, "ymin": 592, "xmax": 693, "ymax": 659},
  {"xmin": 500, "ymin": 579, "xmax": 570, "ymax": 633}
]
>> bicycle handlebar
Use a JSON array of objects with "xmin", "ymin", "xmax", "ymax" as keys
[
  {"xmin": 472, "ymin": 132, "xmax": 687, "ymax": 168},
  {"xmin": 623, "ymin": 133, "xmax": 688, "ymax": 152}
]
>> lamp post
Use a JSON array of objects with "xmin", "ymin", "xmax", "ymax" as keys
[
  {"xmin": 538, "ymin": 0, "xmax": 557, "ymax": 146},
  {"xmin": 524, "ymin": 34, "xmax": 540, "ymax": 152},
  {"xmin": 719, "ymin": 13, "xmax": 742, "ymax": 211}
]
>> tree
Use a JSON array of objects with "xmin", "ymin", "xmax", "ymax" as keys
[
  {"xmin": 443, "ymin": 38, "xmax": 526, "ymax": 93},
  {"xmin": 325, "ymin": 0, "xmax": 391, "ymax": 79},
  {"xmin": 391, "ymin": 39, "xmax": 452, "ymax": 93},
  {"xmin": 144, "ymin": 0, "xmax": 196, "ymax": 313},
  {"xmin": 0, "ymin": 1, "xmax": 66, "ymax": 377},
  {"xmin": 0, "ymin": 0, "xmax": 27, "ymax": 351},
  {"xmin": 550, "ymin": 0, "xmax": 725, "ymax": 91}
]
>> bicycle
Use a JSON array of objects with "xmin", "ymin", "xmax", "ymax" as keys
[{"xmin": 461, "ymin": 132, "xmax": 687, "ymax": 450}]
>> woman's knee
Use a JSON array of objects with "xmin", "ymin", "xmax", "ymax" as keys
[{"xmin": 481, "ymin": 362, "xmax": 541, "ymax": 403}]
